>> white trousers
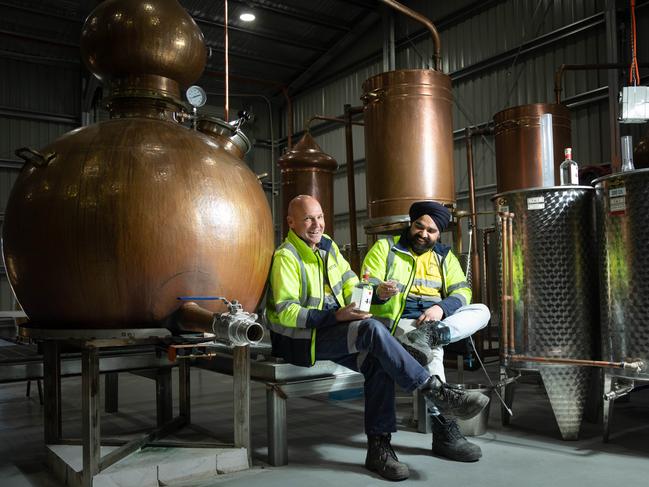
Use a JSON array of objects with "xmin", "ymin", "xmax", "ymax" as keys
[{"xmin": 393, "ymin": 303, "xmax": 490, "ymax": 381}]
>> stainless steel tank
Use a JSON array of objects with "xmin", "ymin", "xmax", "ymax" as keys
[
  {"xmin": 494, "ymin": 104, "xmax": 571, "ymax": 193},
  {"xmin": 595, "ymin": 169, "xmax": 649, "ymax": 379},
  {"xmin": 362, "ymin": 69, "xmax": 454, "ymax": 233},
  {"xmin": 494, "ymin": 187, "xmax": 597, "ymax": 439}
]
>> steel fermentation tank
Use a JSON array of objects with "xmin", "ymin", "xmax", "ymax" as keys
[
  {"xmin": 362, "ymin": 69, "xmax": 454, "ymax": 233},
  {"xmin": 2, "ymin": 0, "xmax": 274, "ymax": 328},
  {"xmin": 277, "ymin": 132, "xmax": 337, "ymax": 237},
  {"xmin": 494, "ymin": 187, "xmax": 597, "ymax": 439},
  {"xmin": 494, "ymin": 103, "xmax": 571, "ymax": 193},
  {"xmin": 595, "ymin": 169, "xmax": 649, "ymax": 436}
]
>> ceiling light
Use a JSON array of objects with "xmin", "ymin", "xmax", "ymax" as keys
[{"xmin": 239, "ymin": 12, "xmax": 255, "ymax": 22}]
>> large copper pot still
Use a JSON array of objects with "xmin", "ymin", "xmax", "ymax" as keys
[
  {"xmin": 493, "ymin": 103, "xmax": 571, "ymax": 193},
  {"xmin": 362, "ymin": 69, "xmax": 454, "ymax": 233},
  {"xmin": 277, "ymin": 132, "xmax": 338, "ymax": 237},
  {"xmin": 2, "ymin": 0, "xmax": 274, "ymax": 327}
]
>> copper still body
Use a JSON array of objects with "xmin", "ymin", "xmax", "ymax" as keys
[
  {"xmin": 493, "ymin": 103, "xmax": 571, "ymax": 193},
  {"xmin": 2, "ymin": 0, "xmax": 274, "ymax": 327},
  {"xmin": 362, "ymin": 69, "xmax": 454, "ymax": 233},
  {"xmin": 278, "ymin": 132, "xmax": 337, "ymax": 237}
]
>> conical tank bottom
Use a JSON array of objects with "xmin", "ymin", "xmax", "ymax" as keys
[{"xmin": 539, "ymin": 366, "xmax": 590, "ymax": 440}]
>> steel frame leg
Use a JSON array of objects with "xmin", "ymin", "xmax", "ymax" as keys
[
  {"xmin": 266, "ymin": 385, "xmax": 287, "ymax": 466},
  {"xmin": 415, "ymin": 389, "xmax": 432, "ymax": 433},
  {"xmin": 233, "ymin": 346, "xmax": 251, "ymax": 465},
  {"xmin": 602, "ymin": 372, "xmax": 614, "ymax": 442},
  {"xmin": 42, "ymin": 341, "xmax": 61, "ymax": 444},
  {"xmin": 156, "ymin": 368, "xmax": 173, "ymax": 426},
  {"xmin": 82, "ymin": 347, "xmax": 100, "ymax": 487},
  {"xmin": 105, "ymin": 373, "xmax": 119, "ymax": 413},
  {"xmin": 500, "ymin": 365, "xmax": 515, "ymax": 426},
  {"xmin": 179, "ymin": 360, "xmax": 191, "ymax": 423}
]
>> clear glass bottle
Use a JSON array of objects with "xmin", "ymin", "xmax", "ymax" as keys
[
  {"xmin": 559, "ymin": 147, "xmax": 579, "ymax": 185},
  {"xmin": 621, "ymin": 135, "xmax": 635, "ymax": 172},
  {"xmin": 351, "ymin": 268, "xmax": 373, "ymax": 312}
]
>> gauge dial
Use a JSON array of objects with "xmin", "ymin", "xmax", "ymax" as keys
[{"xmin": 186, "ymin": 85, "xmax": 207, "ymax": 107}]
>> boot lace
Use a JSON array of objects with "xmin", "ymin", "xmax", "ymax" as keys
[
  {"xmin": 378, "ymin": 434, "xmax": 399, "ymax": 462},
  {"xmin": 433, "ymin": 382, "xmax": 466, "ymax": 409}
]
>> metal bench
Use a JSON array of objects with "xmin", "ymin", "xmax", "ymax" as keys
[{"xmin": 196, "ymin": 352, "xmax": 364, "ymax": 466}]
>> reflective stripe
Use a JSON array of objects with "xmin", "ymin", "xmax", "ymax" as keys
[
  {"xmin": 331, "ymin": 281, "xmax": 343, "ymax": 296},
  {"xmin": 305, "ymin": 296, "xmax": 320, "ymax": 307},
  {"xmin": 267, "ymin": 321, "xmax": 312, "ymax": 339},
  {"xmin": 407, "ymin": 294, "xmax": 442, "ymax": 303},
  {"xmin": 394, "ymin": 282, "xmax": 406, "ymax": 292},
  {"xmin": 280, "ymin": 242, "xmax": 308, "ymax": 304},
  {"xmin": 275, "ymin": 300, "xmax": 299, "ymax": 312},
  {"xmin": 296, "ymin": 307, "xmax": 310, "ymax": 327},
  {"xmin": 454, "ymin": 293, "xmax": 468, "ymax": 307},
  {"xmin": 386, "ymin": 237, "xmax": 396, "ymax": 279},
  {"xmin": 413, "ymin": 278, "xmax": 442, "ymax": 289},
  {"xmin": 347, "ymin": 320, "xmax": 362, "ymax": 353},
  {"xmin": 447, "ymin": 281, "xmax": 469, "ymax": 293},
  {"xmin": 342, "ymin": 270, "xmax": 356, "ymax": 282}
]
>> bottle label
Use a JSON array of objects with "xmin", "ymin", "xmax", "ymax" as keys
[
  {"xmin": 570, "ymin": 165, "xmax": 578, "ymax": 184},
  {"xmin": 351, "ymin": 285, "xmax": 373, "ymax": 312}
]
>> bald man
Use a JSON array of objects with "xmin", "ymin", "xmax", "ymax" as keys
[{"xmin": 265, "ymin": 195, "xmax": 488, "ymax": 481}]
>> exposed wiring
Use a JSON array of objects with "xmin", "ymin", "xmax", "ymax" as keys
[
  {"xmin": 629, "ymin": 0, "xmax": 641, "ymax": 85},
  {"xmin": 469, "ymin": 335, "xmax": 513, "ymax": 416}
]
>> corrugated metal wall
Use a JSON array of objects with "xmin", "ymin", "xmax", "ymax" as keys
[
  {"xmin": 280, "ymin": 0, "xmax": 649, "ymax": 248},
  {"xmin": 0, "ymin": 55, "xmax": 81, "ymax": 311}
]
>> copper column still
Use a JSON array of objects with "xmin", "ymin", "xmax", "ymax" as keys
[
  {"xmin": 362, "ymin": 17, "xmax": 453, "ymax": 232},
  {"xmin": 493, "ymin": 103, "xmax": 571, "ymax": 193},
  {"xmin": 2, "ymin": 0, "xmax": 274, "ymax": 328},
  {"xmin": 277, "ymin": 132, "xmax": 338, "ymax": 237}
]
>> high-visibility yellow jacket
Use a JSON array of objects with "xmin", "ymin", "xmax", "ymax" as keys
[
  {"xmin": 266, "ymin": 229, "xmax": 358, "ymax": 366},
  {"xmin": 362, "ymin": 235, "xmax": 471, "ymax": 334}
]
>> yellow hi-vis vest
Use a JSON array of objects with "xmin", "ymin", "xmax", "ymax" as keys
[
  {"xmin": 265, "ymin": 229, "xmax": 358, "ymax": 366},
  {"xmin": 362, "ymin": 235, "xmax": 471, "ymax": 334}
]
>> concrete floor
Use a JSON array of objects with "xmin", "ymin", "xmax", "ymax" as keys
[{"xmin": 1, "ymin": 361, "xmax": 648, "ymax": 487}]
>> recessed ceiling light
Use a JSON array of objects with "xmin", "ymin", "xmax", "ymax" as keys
[{"xmin": 239, "ymin": 12, "xmax": 255, "ymax": 22}]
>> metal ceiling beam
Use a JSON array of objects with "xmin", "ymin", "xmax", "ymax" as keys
[
  {"xmin": 0, "ymin": 1, "xmax": 82, "ymax": 23},
  {"xmin": 229, "ymin": 0, "xmax": 350, "ymax": 31},
  {"xmin": 286, "ymin": 11, "xmax": 380, "ymax": 94},
  {"xmin": 0, "ymin": 105, "xmax": 79, "ymax": 125},
  {"xmin": 0, "ymin": 49, "xmax": 79, "ymax": 66},
  {"xmin": 0, "ymin": 29, "xmax": 78, "ymax": 49},
  {"xmin": 193, "ymin": 15, "xmax": 327, "ymax": 52}
]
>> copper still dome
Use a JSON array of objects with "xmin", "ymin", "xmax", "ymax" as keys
[
  {"xmin": 277, "ymin": 132, "xmax": 338, "ymax": 237},
  {"xmin": 2, "ymin": 0, "xmax": 274, "ymax": 328}
]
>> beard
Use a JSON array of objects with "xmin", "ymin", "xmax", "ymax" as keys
[{"xmin": 403, "ymin": 228, "xmax": 435, "ymax": 255}]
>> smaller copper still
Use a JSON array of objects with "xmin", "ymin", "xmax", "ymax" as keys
[
  {"xmin": 493, "ymin": 103, "xmax": 571, "ymax": 193},
  {"xmin": 278, "ymin": 132, "xmax": 338, "ymax": 237}
]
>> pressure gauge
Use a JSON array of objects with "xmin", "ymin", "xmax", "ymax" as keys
[{"xmin": 186, "ymin": 85, "xmax": 207, "ymax": 108}]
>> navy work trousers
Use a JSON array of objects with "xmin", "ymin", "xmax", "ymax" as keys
[{"xmin": 315, "ymin": 319, "xmax": 430, "ymax": 435}]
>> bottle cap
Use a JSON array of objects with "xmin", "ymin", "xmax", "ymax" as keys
[{"xmin": 564, "ymin": 147, "xmax": 572, "ymax": 158}]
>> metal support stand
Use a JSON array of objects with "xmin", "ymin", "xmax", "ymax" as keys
[
  {"xmin": 500, "ymin": 365, "xmax": 515, "ymax": 426},
  {"xmin": 20, "ymin": 325, "xmax": 252, "ymax": 487},
  {"xmin": 233, "ymin": 345, "xmax": 251, "ymax": 465},
  {"xmin": 415, "ymin": 389, "xmax": 431, "ymax": 433},
  {"xmin": 602, "ymin": 372, "xmax": 613, "ymax": 443},
  {"xmin": 105, "ymin": 373, "xmax": 118, "ymax": 413}
]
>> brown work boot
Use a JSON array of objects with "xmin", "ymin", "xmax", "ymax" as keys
[{"xmin": 365, "ymin": 433, "xmax": 409, "ymax": 481}]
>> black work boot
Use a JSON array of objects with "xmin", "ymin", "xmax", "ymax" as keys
[
  {"xmin": 432, "ymin": 415, "xmax": 482, "ymax": 462},
  {"xmin": 365, "ymin": 433, "xmax": 410, "ymax": 481},
  {"xmin": 396, "ymin": 321, "xmax": 451, "ymax": 366},
  {"xmin": 421, "ymin": 376, "xmax": 489, "ymax": 420}
]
